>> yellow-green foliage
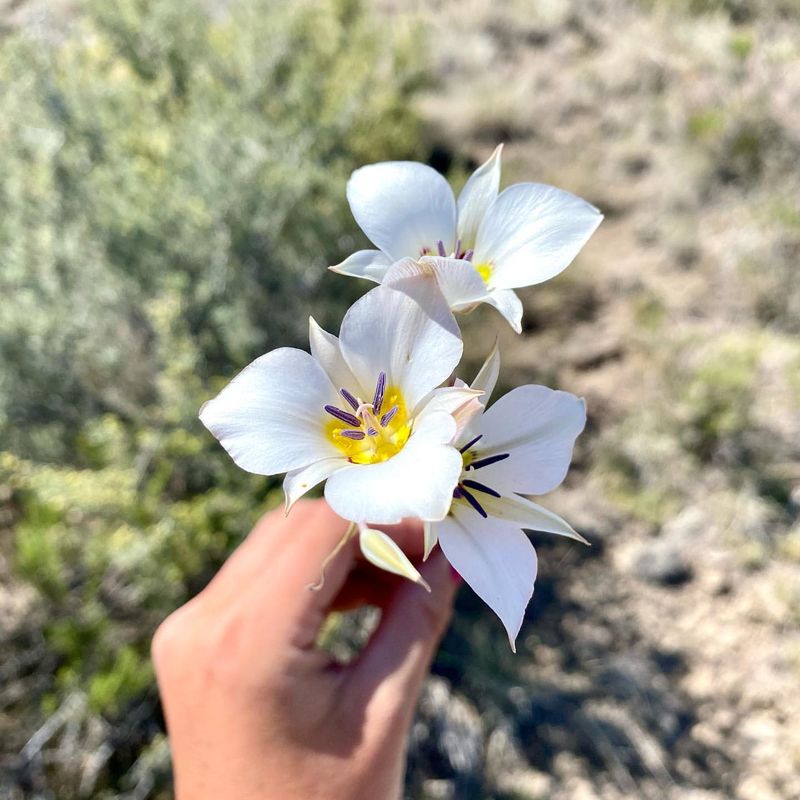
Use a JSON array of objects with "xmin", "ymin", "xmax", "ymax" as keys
[
  {"xmin": 0, "ymin": 0, "xmax": 424, "ymax": 790},
  {"xmin": 595, "ymin": 330, "xmax": 800, "ymax": 527}
]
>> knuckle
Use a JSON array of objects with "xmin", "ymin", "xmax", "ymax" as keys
[{"xmin": 150, "ymin": 602, "xmax": 200, "ymax": 678}]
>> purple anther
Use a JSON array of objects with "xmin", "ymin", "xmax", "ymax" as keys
[
  {"xmin": 373, "ymin": 371, "xmax": 386, "ymax": 413},
  {"xmin": 459, "ymin": 485, "xmax": 488, "ymax": 518},
  {"xmin": 340, "ymin": 387, "xmax": 359, "ymax": 410},
  {"xmin": 324, "ymin": 405, "xmax": 361, "ymax": 427},
  {"xmin": 461, "ymin": 479, "xmax": 501, "ymax": 498},
  {"xmin": 455, "ymin": 238, "xmax": 462, "ymax": 258},
  {"xmin": 467, "ymin": 452, "xmax": 510, "ymax": 471},
  {"xmin": 340, "ymin": 429, "xmax": 366, "ymax": 440},
  {"xmin": 366, "ymin": 427, "xmax": 378, "ymax": 436},
  {"xmin": 437, "ymin": 239, "xmax": 447, "ymax": 257},
  {"xmin": 452, "ymin": 486, "xmax": 464, "ymax": 499},
  {"xmin": 420, "ymin": 246, "xmax": 430, "ymax": 257},
  {"xmin": 463, "ymin": 249, "xmax": 474, "ymax": 262},
  {"xmin": 459, "ymin": 434, "xmax": 483, "ymax": 453},
  {"xmin": 380, "ymin": 405, "xmax": 398, "ymax": 427}
]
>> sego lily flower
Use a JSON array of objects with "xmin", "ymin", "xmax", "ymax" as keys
[
  {"xmin": 330, "ymin": 144, "xmax": 603, "ymax": 332},
  {"xmin": 424, "ymin": 344, "xmax": 588, "ymax": 650},
  {"xmin": 199, "ymin": 284, "xmax": 477, "ymax": 532}
]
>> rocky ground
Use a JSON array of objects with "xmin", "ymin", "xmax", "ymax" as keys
[{"xmin": 371, "ymin": 0, "xmax": 800, "ymax": 797}]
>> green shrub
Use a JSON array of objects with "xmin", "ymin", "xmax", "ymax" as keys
[{"xmin": 0, "ymin": 0, "xmax": 424, "ymax": 793}]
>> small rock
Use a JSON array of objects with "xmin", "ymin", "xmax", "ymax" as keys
[
  {"xmin": 736, "ymin": 775, "xmax": 783, "ymax": 800},
  {"xmin": 633, "ymin": 542, "xmax": 693, "ymax": 586},
  {"xmin": 421, "ymin": 779, "xmax": 455, "ymax": 800}
]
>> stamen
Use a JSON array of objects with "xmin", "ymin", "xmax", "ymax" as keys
[
  {"xmin": 461, "ymin": 479, "xmax": 501, "ymax": 498},
  {"xmin": 366, "ymin": 427, "xmax": 378, "ymax": 436},
  {"xmin": 459, "ymin": 434, "xmax": 483, "ymax": 453},
  {"xmin": 464, "ymin": 249, "xmax": 474, "ymax": 262},
  {"xmin": 373, "ymin": 371, "xmax": 386, "ymax": 414},
  {"xmin": 452, "ymin": 486, "xmax": 464, "ymax": 499},
  {"xmin": 467, "ymin": 452, "xmax": 510, "ymax": 471},
  {"xmin": 339, "ymin": 430, "xmax": 366, "ymax": 440},
  {"xmin": 380, "ymin": 405, "xmax": 398, "ymax": 426},
  {"xmin": 437, "ymin": 239, "xmax": 446, "ymax": 257},
  {"xmin": 459, "ymin": 485, "xmax": 488, "ymax": 518},
  {"xmin": 324, "ymin": 405, "xmax": 361, "ymax": 427},
  {"xmin": 340, "ymin": 387, "xmax": 359, "ymax": 410},
  {"xmin": 455, "ymin": 238, "xmax": 461, "ymax": 258}
]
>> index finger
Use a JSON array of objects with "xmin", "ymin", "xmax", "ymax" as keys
[{"xmin": 199, "ymin": 499, "xmax": 425, "ymax": 651}]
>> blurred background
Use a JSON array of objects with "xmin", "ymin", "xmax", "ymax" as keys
[{"xmin": 1, "ymin": 0, "xmax": 799, "ymax": 797}]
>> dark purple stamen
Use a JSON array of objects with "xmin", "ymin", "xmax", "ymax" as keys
[
  {"xmin": 452, "ymin": 486, "xmax": 464, "ymax": 499},
  {"xmin": 340, "ymin": 387, "xmax": 359, "ymax": 410},
  {"xmin": 340, "ymin": 430, "xmax": 366, "ymax": 440},
  {"xmin": 437, "ymin": 239, "xmax": 446, "ymax": 257},
  {"xmin": 373, "ymin": 371, "xmax": 386, "ymax": 414},
  {"xmin": 464, "ymin": 249, "xmax": 474, "ymax": 262},
  {"xmin": 459, "ymin": 434, "xmax": 483, "ymax": 453},
  {"xmin": 380, "ymin": 405, "xmax": 398, "ymax": 426},
  {"xmin": 459, "ymin": 486, "xmax": 488, "ymax": 518},
  {"xmin": 366, "ymin": 427, "xmax": 378, "ymax": 436},
  {"xmin": 324, "ymin": 405, "xmax": 361, "ymax": 427},
  {"xmin": 420, "ymin": 246, "xmax": 430, "ymax": 257},
  {"xmin": 462, "ymin": 479, "xmax": 501, "ymax": 498},
  {"xmin": 455, "ymin": 238, "xmax": 461, "ymax": 258},
  {"xmin": 467, "ymin": 452, "xmax": 510, "ymax": 470}
]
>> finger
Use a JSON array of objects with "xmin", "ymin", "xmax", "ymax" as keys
[
  {"xmin": 329, "ymin": 565, "xmax": 405, "ymax": 612},
  {"xmin": 284, "ymin": 516, "xmax": 429, "ymax": 646},
  {"xmin": 345, "ymin": 550, "xmax": 459, "ymax": 723},
  {"xmin": 322, "ymin": 518, "xmax": 429, "ymax": 613}
]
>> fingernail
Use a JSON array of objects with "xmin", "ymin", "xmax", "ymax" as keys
[{"xmin": 448, "ymin": 564, "xmax": 463, "ymax": 586}]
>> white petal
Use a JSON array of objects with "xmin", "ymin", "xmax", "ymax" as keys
[
  {"xmin": 199, "ymin": 348, "xmax": 340, "ymax": 475},
  {"xmin": 470, "ymin": 386, "xmax": 586, "ymax": 495},
  {"xmin": 283, "ymin": 458, "xmax": 346, "ymax": 513},
  {"xmin": 415, "ymin": 385, "xmax": 484, "ymax": 420},
  {"xmin": 329, "ymin": 249, "xmax": 392, "ymax": 283},
  {"xmin": 477, "ymin": 494, "xmax": 588, "ymax": 544},
  {"xmin": 423, "ymin": 520, "xmax": 438, "ymax": 561},
  {"xmin": 471, "ymin": 338, "xmax": 501, "ymax": 406},
  {"xmin": 308, "ymin": 317, "xmax": 359, "ymax": 395},
  {"xmin": 484, "ymin": 289, "xmax": 523, "ymax": 333},
  {"xmin": 358, "ymin": 524, "xmax": 430, "ymax": 589},
  {"xmin": 347, "ymin": 162, "xmax": 456, "ymax": 261},
  {"xmin": 474, "ymin": 183, "xmax": 602, "ymax": 289},
  {"xmin": 415, "ymin": 385, "xmax": 484, "ymax": 442},
  {"xmin": 384, "ymin": 256, "xmax": 489, "ymax": 312},
  {"xmin": 324, "ymin": 410, "xmax": 461, "ymax": 524},
  {"xmin": 457, "ymin": 144, "xmax": 503, "ymax": 250},
  {"xmin": 437, "ymin": 505, "xmax": 537, "ymax": 651},
  {"xmin": 338, "ymin": 283, "xmax": 462, "ymax": 411},
  {"xmin": 418, "ymin": 256, "xmax": 491, "ymax": 310}
]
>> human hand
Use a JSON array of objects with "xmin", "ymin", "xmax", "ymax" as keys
[{"xmin": 152, "ymin": 499, "xmax": 459, "ymax": 800}]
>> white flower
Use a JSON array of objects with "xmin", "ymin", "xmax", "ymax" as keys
[
  {"xmin": 424, "ymin": 344, "xmax": 588, "ymax": 650},
  {"xmin": 200, "ymin": 284, "xmax": 479, "ymax": 527},
  {"xmin": 330, "ymin": 145, "xmax": 603, "ymax": 332}
]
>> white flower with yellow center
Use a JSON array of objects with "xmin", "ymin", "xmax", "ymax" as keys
[
  {"xmin": 200, "ymin": 285, "xmax": 480, "ymax": 555},
  {"xmin": 330, "ymin": 145, "xmax": 603, "ymax": 332},
  {"xmin": 423, "ymin": 344, "xmax": 588, "ymax": 650}
]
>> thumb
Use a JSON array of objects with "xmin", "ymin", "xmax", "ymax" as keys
[{"xmin": 346, "ymin": 549, "xmax": 460, "ymax": 719}]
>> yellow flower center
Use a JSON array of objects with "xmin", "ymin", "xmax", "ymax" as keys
[
  {"xmin": 325, "ymin": 384, "xmax": 411, "ymax": 465},
  {"xmin": 475, "ymin": 261, "xmax": 493, "ymax": 284}
]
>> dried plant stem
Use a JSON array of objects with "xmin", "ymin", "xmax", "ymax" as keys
[{"xmin": 307, "ymin": 521, "xmax": 357, "ymax": 592}]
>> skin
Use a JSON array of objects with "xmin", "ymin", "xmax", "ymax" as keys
[{"xmin": 152, "ymin": 499, "xmax": 460, "ymax": 800}]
